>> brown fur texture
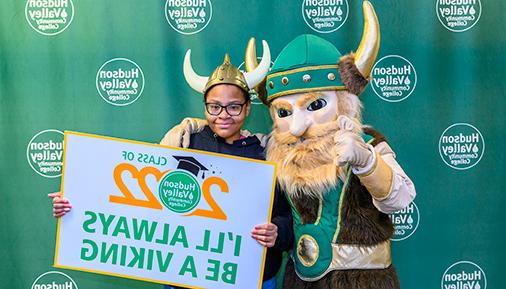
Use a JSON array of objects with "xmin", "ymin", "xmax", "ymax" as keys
[
  {"xmin": 284, "ymin": 258, "xmax": 400, "ymax": 289},
  {"xmin": 255, "ymin": 79, "xmax": 269, "ymax": 105},
  {"xmin": 363, "ymin": 126, "xmax": 387, "ymax": 147},
  {"xmin": 338, "ymin": 174, "xmax": 394, "ymax": 245},
  {"xmin": 338, "ymin": 54, "xmax": 369, "ymax": 96},
  {"xmin": 292, "ymin": 194, "xmax": 320, "ymax": 224}
]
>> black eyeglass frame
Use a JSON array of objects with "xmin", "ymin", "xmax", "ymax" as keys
[{"xmin": 204, "ymin": 102, "xmax": 247, "ymax": 116}]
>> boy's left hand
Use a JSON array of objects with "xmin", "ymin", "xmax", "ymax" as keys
[{"xmin": 251, "ymin": 223, "xmax": 278, "ymax": 248}]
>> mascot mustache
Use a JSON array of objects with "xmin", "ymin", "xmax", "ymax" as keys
[{"xmin": 271, "ymin": 116, "xmax": 361, "ymax": 146}]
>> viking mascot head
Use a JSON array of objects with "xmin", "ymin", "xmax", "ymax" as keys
[{"xmin": 245, "ymin": 0, "xmax": 380, "ymax": 198}]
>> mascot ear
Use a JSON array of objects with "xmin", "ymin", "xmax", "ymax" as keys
[
  {"xmin": 338, "ymin": 54, "xmax": 369, "ymax": 96},
  {"xmin": 338, "ymin": 0, "xmax": 380, "ymax": 96}
]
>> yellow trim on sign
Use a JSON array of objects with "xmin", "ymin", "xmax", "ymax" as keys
[
  {"xmin": 256, "ymin": 162, "xmax": 278, "ymax": 289},
  {"xmin": 53, "ymin": 132, "xmax": 69, "ymax": 267},
  {"xmin": 53, "ymin": 263, "xmax": 206, "ymax": 289},
  {"xmin": 54, "ymin": 130, "xmax": 277, "ymax": 289}
]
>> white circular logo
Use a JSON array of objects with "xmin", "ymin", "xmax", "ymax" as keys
[
  {"xmin": 301, "ymin": 0, "xmax": 349, "ymax": 33},
  {"xmin": 441, "ymin": 261, "xmax": 487, "ymax": 289},
  {"xmin": 371, "ymin": 55, "xmax": 417, "ymax": 102},
  {"xmin": 31, "ymin": 271, "xmax": 78, "ymax": 289},
  {"xmin": 238, "ymin": 58, "xmax": 274, "ymax": 105},
  {"xmin": 390, "ymin": 202, "xmax": 420, "ymax": 241},
  {"xmin": 165, "ymin": 0, "xmax": 213, "ymax": 35},
  {"xmin": 436, "ymin": 0, "xmax": 481, "ymax": 32},
  {"xmin": 26, "ymin": 129, "xmax": 64, "ymax": 178},
  {"xmin": 25, "ymin": 0, "xmax": 74, "ymax": 36},
  {"xmin": 439, "ymin": 123, "xmax": 485, "ymax": 170},
  {"xmin": 96, "ymin": 58, "xmax": 145, "ymax": 106}
]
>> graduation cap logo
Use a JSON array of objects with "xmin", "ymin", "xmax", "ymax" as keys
[{"xmin": 173, "ymin": 156, "xmax": 208, "ymax": 179}]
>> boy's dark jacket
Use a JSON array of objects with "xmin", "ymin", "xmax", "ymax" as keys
[{"xmin": 189, "ymin": 125, "xmax": 294, "ymax": 280}]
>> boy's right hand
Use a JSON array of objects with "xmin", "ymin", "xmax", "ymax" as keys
[{"xmin": 48, "ymin": 192, "xmax": 72, "ymax": 218}]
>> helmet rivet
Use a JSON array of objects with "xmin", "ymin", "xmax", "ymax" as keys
[
  {"xmin": 269, "ymin": 81, "xmax": 274, "ymax": 89},
  {"xmin": 281, "ymin": 77, "xmax": 289, "ymax": 85},
  {"xmin": 327, "ymin": 73, "xmax": 336, "ymax": 81},
  {"xmin": 302, "ymin": 74, "xmax": 311, "ymax": 83}
]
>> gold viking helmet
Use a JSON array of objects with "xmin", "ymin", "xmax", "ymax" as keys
[
  {"xmin": 246, "ymin": 0, "xmax": 380, "ymax": 99},
  {"xmin": 183, "ymin": 40, "xmax": 271, "ymax": 95},
  {"xmin": 204, "ymin": 54, "xmax": 248, "ymax": 93}
]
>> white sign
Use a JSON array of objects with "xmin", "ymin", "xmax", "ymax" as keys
[{"xmin": 54, "ymin": 131, "xmax": 276, "ymax": 289}]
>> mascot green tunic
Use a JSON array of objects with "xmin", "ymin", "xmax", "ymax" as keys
[{"xmin": 244, "ymin": 1, "xmax": 416, "ymax": 288}]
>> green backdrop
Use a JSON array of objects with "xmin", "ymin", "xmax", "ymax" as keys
[{"xmin": 1, "ymin": 0, "xmax": 504, "ymax": 288}]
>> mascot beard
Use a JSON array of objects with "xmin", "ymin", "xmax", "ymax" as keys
[{"xmin": 266, "ymin": 91, "xmax": 362, "ymax": 204}]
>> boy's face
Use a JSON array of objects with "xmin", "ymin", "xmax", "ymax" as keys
[{"xmin": 205, "ymin": 84, "xmax": 250, "ymax": 143}]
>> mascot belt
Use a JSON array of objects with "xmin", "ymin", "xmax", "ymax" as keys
[{"xmin": 287, "ymin": 167, "xmax": 392, "ymax": 281}]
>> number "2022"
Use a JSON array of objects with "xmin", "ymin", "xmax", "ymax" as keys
[{"xmin": 109, "ymin": 163, "xmax": 229, "ymax": 220}]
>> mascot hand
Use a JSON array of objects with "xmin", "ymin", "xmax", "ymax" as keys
[
  {"xmin": 334, "ymin": 115, "xmax": 373, "ymax": 168},
  {"xmin": 160, "ymin": 118, "xmax": 207, "ymax": 148}
]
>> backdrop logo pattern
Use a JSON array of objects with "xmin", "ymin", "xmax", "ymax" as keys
[
  {"xmin": 165, "ymin": 0, "xmax": 213, "ymax": 35},
  {"xmin": 439, "ymin": 123, "xmax": 485, "ymax": 170},
  {"xmin": 31, "ymin": 271, "xmax": 78, "ymax": 289},
  {"xmin": 441, "ymin": 261, "xmax": 487, "ymax": 289},
  {"xmin": 96, "ymin": 58, "xmax": 145, "ymax": 106},
  {"xmin": 25, "ymin": 0, "xmax": 74, "ymax": 36},
  {"xmin": 436, "ymin": 0, "xmax": 481, "ymax": 32},
  {"xmin": 390, "ymin": 202, "xmax": 420, "ymax": 241},
  {"xmin": 371, "ymin": 55, "xmax": 417, "ymax": 102},
  {"xmin": 26, "ymin": 129, "xmax": 64, "ymax": 178},
  {"xmin": 301, "ymin": 0, "xmax": 349, "ymax": 33}
]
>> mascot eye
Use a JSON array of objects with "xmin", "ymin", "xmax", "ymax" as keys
[
  {"xmin": 307, "ymin": 99, "xmax": 327, "ymax": 111},
  {"xmin": 277, "ymin": 108, "xmax": 292, "ymax": 118}
]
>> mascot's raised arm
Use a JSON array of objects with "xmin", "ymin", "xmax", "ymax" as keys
[{"xmin": 246, "ymin": 1, "xmax": 415, "ymax": 289}]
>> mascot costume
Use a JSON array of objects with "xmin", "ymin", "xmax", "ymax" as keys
[{"xmin": 162, "ymin": 1, "xmax": 416, "ymax": 288}]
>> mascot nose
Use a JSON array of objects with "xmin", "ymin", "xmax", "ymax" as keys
[{"xmin": 290, "ymin": 114, "xmax": 310, "ymax": 137}]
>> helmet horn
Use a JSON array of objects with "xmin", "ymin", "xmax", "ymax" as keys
[
  {"xmin": 183, "ymin": 49, "xmax": 209, "ymax": 93},
  {"xmin": 243, "ymin": 39, "xmax": 270, "ymax": 89},
  {"xmin": 354, "ymin": 0, "xmax": 380, "ymax": 79}
]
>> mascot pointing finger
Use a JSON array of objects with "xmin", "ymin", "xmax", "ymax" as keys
[{"xmin": 245, "ymin": 1, "xmax": 416, "ymax": 288}]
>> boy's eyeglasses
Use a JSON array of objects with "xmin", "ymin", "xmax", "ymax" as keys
[{"xmin": 205, "ymin": 102, "xmax": 246, "ymax": 116}]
